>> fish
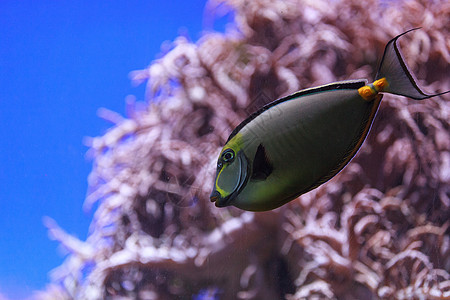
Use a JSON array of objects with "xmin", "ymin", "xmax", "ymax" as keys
[{"xmin": 209, "ymin": 28, "xmax": 449, "ymax": 212}]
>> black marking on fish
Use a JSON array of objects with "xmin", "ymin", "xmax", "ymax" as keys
[
  {"xmin": 226, "ymin": 80, "xmax": 366, "ymax": 143},
  {"xmin": 251, "ymin": 144, "xmax": 273, "ymax": 180}
]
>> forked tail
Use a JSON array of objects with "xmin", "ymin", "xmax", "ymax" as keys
[{"xmin": 375, "ymin": 28, "xmax": 449, "ymax": 100}]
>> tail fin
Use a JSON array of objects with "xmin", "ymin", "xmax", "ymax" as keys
[{"xmin": 375, "ymin": 28, "xmax": 449, "ymax": 100}]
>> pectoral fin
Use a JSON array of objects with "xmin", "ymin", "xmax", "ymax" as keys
[{"xmin": 251, "ymin": 144, "xmax": 273, "ymax": 180}]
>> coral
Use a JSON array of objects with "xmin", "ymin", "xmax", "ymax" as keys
[{"xmin": 38, "ymin": 0, "xmax": 449, "ymax": 299}]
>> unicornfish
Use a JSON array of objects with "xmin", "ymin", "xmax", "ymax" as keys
[{"xmin": 210, "ymin": 29, "xmax": 449, "ymax": 211}]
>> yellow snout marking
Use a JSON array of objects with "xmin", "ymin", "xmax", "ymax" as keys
[{"xmin": 215, "ymin": 167, "xmax": 226, "ymax": 197}]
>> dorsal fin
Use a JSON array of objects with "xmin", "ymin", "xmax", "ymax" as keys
[
  {"xmin": 251, "ymin": 144, "xmax": 273, "ymax": 180},
  {"xmin": 226, "ymin": 80, "xmax": 366, "ymax": 143}
]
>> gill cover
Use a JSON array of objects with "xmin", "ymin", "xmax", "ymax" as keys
[{"xmin": 211, "ymin": 150, "xmax": 249, "ymax": 207}]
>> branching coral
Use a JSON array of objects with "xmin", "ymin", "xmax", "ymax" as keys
[{"xmin": 38, "ymin": 0, "xmax": 449, "ymax": 299}]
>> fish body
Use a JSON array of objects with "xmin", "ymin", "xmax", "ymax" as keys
[{"xmin": 210, "ymin": 29, "xmax": 449, "ymax": 211}]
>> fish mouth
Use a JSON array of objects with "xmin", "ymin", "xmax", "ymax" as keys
[
  {"xmin": 210, "ymin": 187, "xmax": 238, "ymax": 208},
  {"xmin": 210, "ymin": 190, "xmax": 231, "ymax": 207},
  {"xmin": 210, "ymin": 151, "xmax": 249, "ymax": 207},
  {"xmin": 209, "ymin": 179, "xmax": 242, "ymax": 207}
]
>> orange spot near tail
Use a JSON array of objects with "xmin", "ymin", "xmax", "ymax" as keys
[
  {"xmin": 358, "ymin": 86, "xmax": 375, "ymax": 101},
  {"xmin": 373, "ymin": 78, "xmax": 388, "ymax": 92}
]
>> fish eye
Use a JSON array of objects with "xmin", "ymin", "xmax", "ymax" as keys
[{"xmin": 222, "ymin": 149, "xmax": 235, "ymax": 163}]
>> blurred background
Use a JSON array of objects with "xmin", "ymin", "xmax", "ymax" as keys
[
  {"xmin": 1, "ymin": 0, "xmax": 448, "ymax": 299},
  {"xmin": 0, "ymin": 1, "xmax": 219, "ymax": 298}
]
